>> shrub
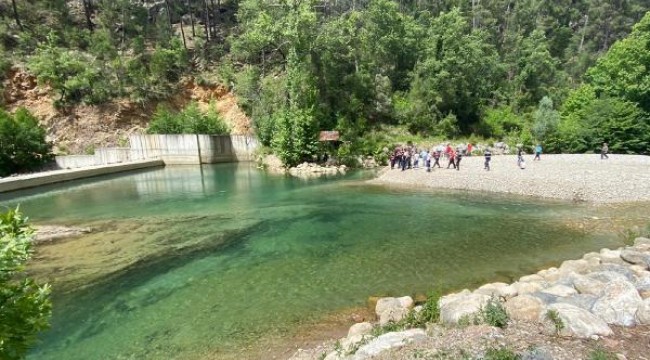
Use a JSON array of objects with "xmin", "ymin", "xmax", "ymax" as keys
[
  {"xmin": 0, "ymin": 107, "xmax": 53, "ymax": 177},
  {"xmin": 0, "ymin": 208, "xmax": 52, "ymax": 359},
  {"xmin": 270, "ymin": 109, "xmax": 319, "ymax": 167},
  {"xmin": 147, "ymin": 102, "xmax": 230, "ymax": 135},
  {"xmin": 545, "ymin": 309, "xmax": 564, "ymax": 335},
  {"xmin": 484, "ymin": 347, "xmax": 521, "ymax": 360},
  {"xmin": 588, "ymin": 347, "xmax": 616, "ymax": 360},
  {"xmin": 481, "ymin": 297, "xmax": 509, "ymax": 328}
]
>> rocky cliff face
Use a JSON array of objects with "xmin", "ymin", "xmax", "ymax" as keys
[{"xmin": 2, "ymin": 68, "xmax": 251, "ymax": 154}]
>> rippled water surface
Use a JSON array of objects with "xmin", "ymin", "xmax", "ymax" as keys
[{"xmin": 0, "ymin": 164, "xmax": 634, "ymax": 359}]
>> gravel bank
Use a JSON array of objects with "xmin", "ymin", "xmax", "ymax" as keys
[{"xmin": 369, "ymin": 154, "xmax": 650, "ymax": 203}]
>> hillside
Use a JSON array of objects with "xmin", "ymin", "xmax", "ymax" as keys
[{"xmin": 2, "ymin": 68, "xmax": 250, "ymax": 154}]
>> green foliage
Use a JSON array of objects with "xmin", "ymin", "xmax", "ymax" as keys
[
  {"xmin": 28, "ymin": 33, "xmax": 110, "ymax": 105},
  {"xmin": 270, "ymin": 109, "xmax": 319, "ymax": 167},
  {"xmin": 0, "ymin": 107, "xmax": 53, "ymax": 177},
  {"xmin": 480, "ymin": 106, "xmax": 525, "ymax": 139},
  {"xmin": 532, "ymin": 97, "xmax": 560, "ymax": 141},
  {"xmin": 587, "ymin": 13, "xmax": 650, "ymax": 111},
  {"xmin": 147, "ymin": 102, "xmax": 230, "ymax": 135},
  {"xmin": 588, "ymin": 347, "xmax": 616, "ymax": 360},
  {"xmin": 481, "ymin": 297, "xmax": 509, "ymax": 328},
  {"xmin": 484, "ymin": 347, "xmax": 521, "ymax": 360},
  {"xmin": 545, "ymin": 309, "xmax": 565, "ymax": 335},
  {"xmin": 0, "ymin": 208, "xmax": 52, "ymax": 360}
]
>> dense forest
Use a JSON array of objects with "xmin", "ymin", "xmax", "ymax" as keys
[{"xmin": 1, "ymin": 0, "xmax": 649, "ymax": 166}]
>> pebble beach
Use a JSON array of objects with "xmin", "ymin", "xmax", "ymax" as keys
[{"xmin": 369, "ymin": 154, "xmax": 650, "ymax": 203}]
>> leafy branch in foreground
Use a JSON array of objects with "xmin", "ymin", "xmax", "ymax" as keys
[{"xmin": 0, "ymin": 207, "xmax": 52, "ymax": 360}]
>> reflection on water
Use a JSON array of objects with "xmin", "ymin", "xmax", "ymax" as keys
[{"xmin": 0, "ymin": 164, "xmax": 643, "ymax": 360}]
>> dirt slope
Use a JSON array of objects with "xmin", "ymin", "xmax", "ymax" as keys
[{"xmin": 2, "ymin": 68, "xmax": 251, "ymax": 154}]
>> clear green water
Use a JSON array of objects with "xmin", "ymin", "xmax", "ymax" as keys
[{"xmin": 0, "ymin": 164, "xmax": 626, "ymax": 359}]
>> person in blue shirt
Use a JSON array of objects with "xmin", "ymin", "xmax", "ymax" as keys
[{"xmin": 534, "ymin": 144, "xmax": 542, "ymax": 161}]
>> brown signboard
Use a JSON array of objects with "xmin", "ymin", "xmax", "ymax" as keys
[{"xmin": 318, "ymin": 131, "xmax": 340, "ymax": 142}]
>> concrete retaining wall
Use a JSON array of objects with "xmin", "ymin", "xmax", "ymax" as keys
[
  {"xmin": 54, "ymin": 135, "xmax": 259, "ymax": 169},
  {"xmin": 0, "ymin": 160, "xmax": 165, "ymax": 193},
  {"xmin": 129, "ymin": 134, "xmax": 258, "ymax": 165}
]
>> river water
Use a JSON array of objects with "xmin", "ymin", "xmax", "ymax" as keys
[{"xmin": 0, "ymin": 164, "xmax": 638, "ymax": 359}]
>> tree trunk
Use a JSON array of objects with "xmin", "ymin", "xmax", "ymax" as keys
[
  {"xmin": 179, "ymin": 13, "xmax": 187, "ymax": 49},
  {"xmin": 188, "ymin": 0, "xmax": 196, "ymax": 37},
  {"xmin": 164, "ymin": 0, "xmax": 173, "ymax": 32},
  {"xmin": 578, "ymin": 14, "xmax": 588, "ymax": 53},
  {"xmin": 81, "ymin": 0, "xmax": 93, "ymax": 31},
  {"xmin": 11, "ymin": 0, "xmax": 23, "ymax": 31},
  {"xmin": 203, "ymin": 0, "xmax": 211, "ymax": 41}
]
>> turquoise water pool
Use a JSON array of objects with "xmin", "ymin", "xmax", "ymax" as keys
[{"xmin": 0, "ymin": 164, "xmax": 626, "ymax": 359}]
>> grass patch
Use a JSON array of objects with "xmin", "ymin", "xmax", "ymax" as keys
[
  {"xmin": 588, "ymin": 347, "xmax": 616, "ymax": 360},
  {"xmin": 484, "ymin": 347, "xmax": 521, "ymax": 360},
  {"xmin": 545, "ymin": 309, "xmax": 564, "ymax": 335}
]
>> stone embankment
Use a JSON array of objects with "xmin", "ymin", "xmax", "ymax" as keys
[
  {"xmin": 290, "ymin": 237, "xmax": 650, "ymax": 360},
  {"xmin": 371, "ymin": 154, "xmax": 650, "ymax": 203}
]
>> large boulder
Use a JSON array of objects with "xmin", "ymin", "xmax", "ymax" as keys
[
  {"xmin": 375, "ymin": 297, "xmax": 412, "ymax": 325},
  {"xmin": 538, "ymin": 268, "xmax": 561, "ymax": 282},
  {"xmin": 542, "ymin": 284, "xmax": 578, "ymax": 297},
  {"xmin": 556, "ymin": 294, "xmax": 599, "ymax": 312},
  {"xmin": 352, "ymin": 329, "xmax": 427, "ymax": 359},
  {"xmin": 545, "ymin": 303, "xmax": 613, "ymax": 338},
  {"xmin": 559, "ymin": 259, "xmax": 595, "ymax": 275},
  {"xmin": 588, "ymin": 268, "xmax": 634, "ymax": 283},
  {"xmin": 440, "ymin": 292, "xmax": 490, "ymax": 324},
  {"xmin": 505, "ymin": 295, "xmax": 545, "ymax": 321},
  {"xmin": 375, "ymin": 297, "xmax": 401, "ymax": 315},
  {"xmin": 348, "ymin": 322, "xmax": 374, "ymax": 338},
  {"xmin": 599, "ymin": 248, "xmax": 627, "ymax": 265},
  {"xmin": 634, "ymin": 237, "xmax": 650, "ymax": 247},
  {"xmin": 378, "ymin": 307, "xmax": 409, "ymax": 326},
  {"xmin": 636, "ymin": 298, "xmax": 650, "ymax": 325},
  {"xmin": 620, "ymin": 249, "xmax": 650, "ymax": 269},
  {"xmin": 512, "ymin": 281, "xmax": 546, "ymax": 295},
  {"xmin": 397, "ymin": 296, "xmax": 414, "ymax": 309},
  {"xmin": 474, "ymin": 282, "xmax": 518, "ymax": 299},
  {"xmin": 592, "ymin": 279, "xmax": 643, "ymax": 326},
  {"xmin": 570, "ymin": 273, "xmax": 607, "ymax": 296}
]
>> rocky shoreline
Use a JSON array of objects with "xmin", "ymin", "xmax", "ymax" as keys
[
  {"xmin": 370, "ymin": 154, "xmax": 650, "ymax": 203},
  {"xmin": 290, "ymin": 237, "xmax": 650, "ymax": 360}
]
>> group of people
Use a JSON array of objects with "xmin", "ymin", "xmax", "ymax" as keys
[
  {"xmin": 390, "ymin": 143, "xmax": 478, "ymax": 172},
  {"xmin": 390, "ymin": 142, "xmax": 551, "ymax": 172},
  {"xmin": 389, "ymin": 141, "xmax": 611, "ymax": 173}
]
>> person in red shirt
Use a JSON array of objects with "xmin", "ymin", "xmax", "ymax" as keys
[
  {"xmin": 467, "ymin": 143, "xmax": 473, "ymax": 156},
  {"xmin": 447, "ymin": 149, "xmax": 456, "ymax": 169}
]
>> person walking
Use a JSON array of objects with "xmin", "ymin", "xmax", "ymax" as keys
[
  {"xmin": 484, "ymin": 147, "xmax": 492, "ymax": 171},
  {"xmin": 467, "ymin": 143, "xmax": 473, "ymax": 156},
  {"xmin": 455, "ymin": 150, "xmax": 463, "ymax": 170},
  {"xmin": 516, "ymin": 145, "xmax": 524, "ymax": 168},
  {"xmin": 447, "ymin": 150, "xmax": 456, "ymax": 169},
  {"xmin": 432, "ymin": 150, "xmax": 441, "ymax": 168},
  {"xmin": 534, "ymin": 144, "xmax": 542, "ymax": 161},
  {"xmin": 601, "ymin": 142, "xmax": 609, "ymax": 160},
  {"xmin": 426, "ymin": 150, "xmax": 432, "ymax": 172},
  {"xmin": 402, "ymin": 148, "xmax": 410, "ymax": 171}
]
